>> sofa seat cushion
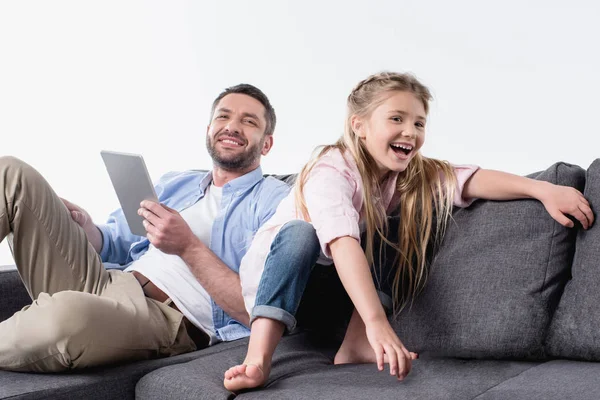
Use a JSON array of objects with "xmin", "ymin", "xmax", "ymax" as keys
[
  {"xmin": 136, "ymin": 332, "xmax": 333, "ymax": 400},
  {"xmin": 546, "ymin": 158, "xmax": 600, "ymax": 360},
  {"xmin": 0, "ymin": 340, "xmax": 244, "ymax": 400},
  {"xmin": 136, "ymin": 332, "xmax": 540, "ymax": 400},
  {"xmin": 475, "ymin": 360, "xmax": 600, "ymax": 400},
  {"xmin": 386, "ymin": 162, "xmax": 584, "ymax": 359}
]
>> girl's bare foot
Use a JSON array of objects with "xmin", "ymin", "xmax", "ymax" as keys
[
  {"xmin": 334, "ymin": 309, "xmax": 417, "ymax": 365},
  {"xmin": 223, "ymin": 361, "xmax": 269, "ymax": 392},
  {"xmin": 334, "ymin": 334, "xmax": 379, "ymax": 364},
  {"xmin": 223, "ymin": 317, "xmax": 284, "ymax": 392}
]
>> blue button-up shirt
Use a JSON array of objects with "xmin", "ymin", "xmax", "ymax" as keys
[{"xmin": 97, "ymin": 166, "xmax": 291, "ymax": 341}]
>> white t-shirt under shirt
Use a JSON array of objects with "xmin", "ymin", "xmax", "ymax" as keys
[{"xmin": 125, "ymin": 184, "xmax": 223, "ymax": 344}]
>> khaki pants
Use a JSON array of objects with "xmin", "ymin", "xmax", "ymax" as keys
[{"xmin": 0, "ymin": 156, "xmax": 196, "ymax": 372}]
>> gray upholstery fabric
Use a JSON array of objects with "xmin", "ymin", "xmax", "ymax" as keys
[
  {"xmin": 136, "ymin": 333, "xmax": 334, "ymax": 400},
  {"xmin": 239, "ymin": 358, "xmax": 539, "ymax": 400},
  {"xmin": 0, "ymin": 339, "xmax": 245, "ymax": 400},
  {"xmin": 546, "ymin": 159, "xmax": 600, "ymax": 360},
  {"xmin": 0, "ymin": 268, "xmax": 30, "ymax": 322},
  {"xmin": 475, "ymin": 360, "xmax": 600, "ymax": 400},
  {"xmin": 137, "ymin": 331, "xmax": 540, "ymax": 400},
  {"xmin": 389, "ymin": 162, "xmax": 584, "ymax": 359}
]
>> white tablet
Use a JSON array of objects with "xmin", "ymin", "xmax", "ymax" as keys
[{"xmin": 100, "ymin": 150, "xmax": 158, "ymax": 236}]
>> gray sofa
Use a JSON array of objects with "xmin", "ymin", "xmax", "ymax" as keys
[{"xmin": 2, "ymin": 160, "xmax": 600, "ymax": 399}]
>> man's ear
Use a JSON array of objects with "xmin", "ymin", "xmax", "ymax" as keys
[
  {"xmin": 261, "ymin": 135, "xmax": 274, "ymax": 156},
  {"xmin": 351, "ymin": 115, "xmax": 365, "ymax": 139}
]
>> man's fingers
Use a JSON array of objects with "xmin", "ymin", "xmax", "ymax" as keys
[
  {"xmin": 160, "ymin": 203, "xmax": 177, "ymax": 213},
  {"xmin": 140, "ymin": 200, "xmax": 169, "ymax": 218},
  {"xmin": 60, "ymin": 197, "xmax": 76, "ymax": 210},
  {"xmin": 70, "ymin": 211, "xmax": 83, "ymax": 225},
  {"xmin": 143, "ymin": 220, "xmax": 156, "ymax": 234},
  {"xmin": 140, "ymin": 210, "xmax": 163, "ymax": 231}
]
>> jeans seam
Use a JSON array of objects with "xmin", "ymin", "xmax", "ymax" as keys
[{"xmin": 254, "ymin": 224, "xmax": 284, "ymax": 306}]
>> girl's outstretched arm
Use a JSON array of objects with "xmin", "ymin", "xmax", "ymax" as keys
[
  {"xmin": 462, "ymin": 169, "xmax": 594, "ymax": 229},
  {"xmin": 329, "ymin": 236, "xmax": 415, "ymax": 381}
]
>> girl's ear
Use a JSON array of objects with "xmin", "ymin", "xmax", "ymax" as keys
[{"xmin": 351, "ymin": 115, "xmax": 366, "ymax": 139}]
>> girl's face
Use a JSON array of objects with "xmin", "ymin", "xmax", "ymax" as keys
[{"xmin": 353, "ymin": 91, "xmax": 426, "ymax": 178}]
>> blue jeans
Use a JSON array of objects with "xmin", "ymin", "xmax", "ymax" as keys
[{"xmin": 251, "ymin": 220, "xmax": 321, "ymax": 331}]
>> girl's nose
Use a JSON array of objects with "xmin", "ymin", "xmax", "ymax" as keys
[{"xmin": 401, "ymin": 127, "xmax": 416, "ymax": 139}]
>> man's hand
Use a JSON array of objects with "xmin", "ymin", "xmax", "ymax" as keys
[
  {"xmin": 60, "ymin": 197, "xmax": 103, "ymax": 253},
  {"xmin": 138, "ymin": 200, "xmax": 198, "ymax": 256}
]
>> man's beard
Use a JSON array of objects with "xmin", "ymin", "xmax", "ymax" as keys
[{"xmin": 206, "ymin": 134, "xmax": 264, "ymax": 171}]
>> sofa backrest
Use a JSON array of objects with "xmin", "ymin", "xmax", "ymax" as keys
[
  {"xmin": 0, "ymin": 269, "xmax": 30, "ymax": 322},
  {"xmin": 546, "ymin": 159, "xmax": 600, "ymax": 360},
  {"xmin": 384, "ymin": 162, "xmax": 584, "ymax": 359}
]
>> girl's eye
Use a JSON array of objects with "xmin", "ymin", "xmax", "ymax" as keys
[
  {"xmin": 391, "ymin": 117, "xmax": 402, "ymax": 122},
  {"xmin": 416, "ymin": 122, "xmax": 425, "ymax": 128}
]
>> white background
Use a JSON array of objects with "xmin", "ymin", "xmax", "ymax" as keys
[{"xmin": 1, "ymin": 0, "xmax": 599, "ymax": 266}]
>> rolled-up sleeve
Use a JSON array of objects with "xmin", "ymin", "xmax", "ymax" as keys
[
  {"xmin": 303, "ymin": 161, "xmax": 361, "ymax": 258},
  {"xmin": 452, "ymin": 164, "xmax": 480, "ymax": 207}
]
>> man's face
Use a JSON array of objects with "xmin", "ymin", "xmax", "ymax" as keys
[{"xmin": 206, "ymin": 93, "xmax": 272, "ymax": 172}]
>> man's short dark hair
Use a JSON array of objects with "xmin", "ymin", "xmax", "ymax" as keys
[{"xmin": 210, "ymin": 84, "xmax": 276, "ymax": 136}]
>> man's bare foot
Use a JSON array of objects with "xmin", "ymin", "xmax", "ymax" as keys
[{"xmin": 223, "ymin": 360, "xmax": 270, "ymax": 392}]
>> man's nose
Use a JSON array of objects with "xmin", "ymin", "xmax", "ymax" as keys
[{"xmin": 224, "ymin": 119, "xmax": 241, "ymax": 134}]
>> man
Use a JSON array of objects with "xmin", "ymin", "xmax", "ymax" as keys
[{"xmin": 0, "ymin": 84, "xmax": 320, "ymax": 372}]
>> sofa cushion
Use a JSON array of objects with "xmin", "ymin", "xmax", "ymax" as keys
[
  {"xmin": 136, "ymin": 332, "xmax": 333, "ymax": 400},
  {"xmin": 0, "ymin": 268, "xmax": 30, "ymax": 322},
  {"xmin": 136, "ymin": 332, "xmax": 540, "ymax": 400},
  {"xmin": 238, "ymin": 358, "xmax": 540, "ymax": 400},
  {"xmin": 0, "ymin": 340, "xmax": 244, "ymax": 400},
  {"xmin": 474, "ymin": 360, "xmax": 600, "ymax": 400},
  {"xmin": 385, "ymin": 162, "xmax": 584, "ymax": 359},
  {"xmin": 546, "ymin": 159, "xmax": 600, "ymax": 360}
]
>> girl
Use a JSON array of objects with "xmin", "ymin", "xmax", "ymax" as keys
[{"xmin": 224, "ymin": 72, "xmax": 593, "ymax": 391}]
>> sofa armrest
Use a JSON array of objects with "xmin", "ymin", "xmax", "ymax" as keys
[{"xmin": 0, "ymin": 266, "xmax": 31, "ymax": 322}]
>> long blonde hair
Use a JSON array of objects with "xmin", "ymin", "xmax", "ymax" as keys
[{"xmin": 295, "ymin": 72, "xmax": 458, "ymax": 315}]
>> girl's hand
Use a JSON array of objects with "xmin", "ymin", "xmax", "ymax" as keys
[
  {"xmin": 365, "ymin": 318, "xmax": 417, "ymax": 380},
  {"xmin": 537, "ymin": 183, "xmax": 594, "ymax": 229}
]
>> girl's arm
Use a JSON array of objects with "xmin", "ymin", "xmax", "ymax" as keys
[
  {"xmin": 329, "ymin": 237, "xmax": 386, "ymax": 324},
  {"xmin": 329, "ymin": 236, "xmax": 415, "ymax": 380},
  {"xmin": 462, "ymin": 169, "xmax": 594, "ymax": 229}
]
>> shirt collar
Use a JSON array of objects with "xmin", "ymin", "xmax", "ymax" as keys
[
  {"xmin": 201, "ymin": 166, "xmax": 264, "ymax": 194},
  {"xmin": 198, "ymin": 172, "xmax": 213, "ymax": 196}
]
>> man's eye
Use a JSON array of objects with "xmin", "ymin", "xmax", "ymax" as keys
[
  {"xmin": 244, "ymin": 119, "xmax": 257, "ymax": 126},
  {"xmin": 217, "ymin": 115, "xmax": 227, "ymax": 119}
]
